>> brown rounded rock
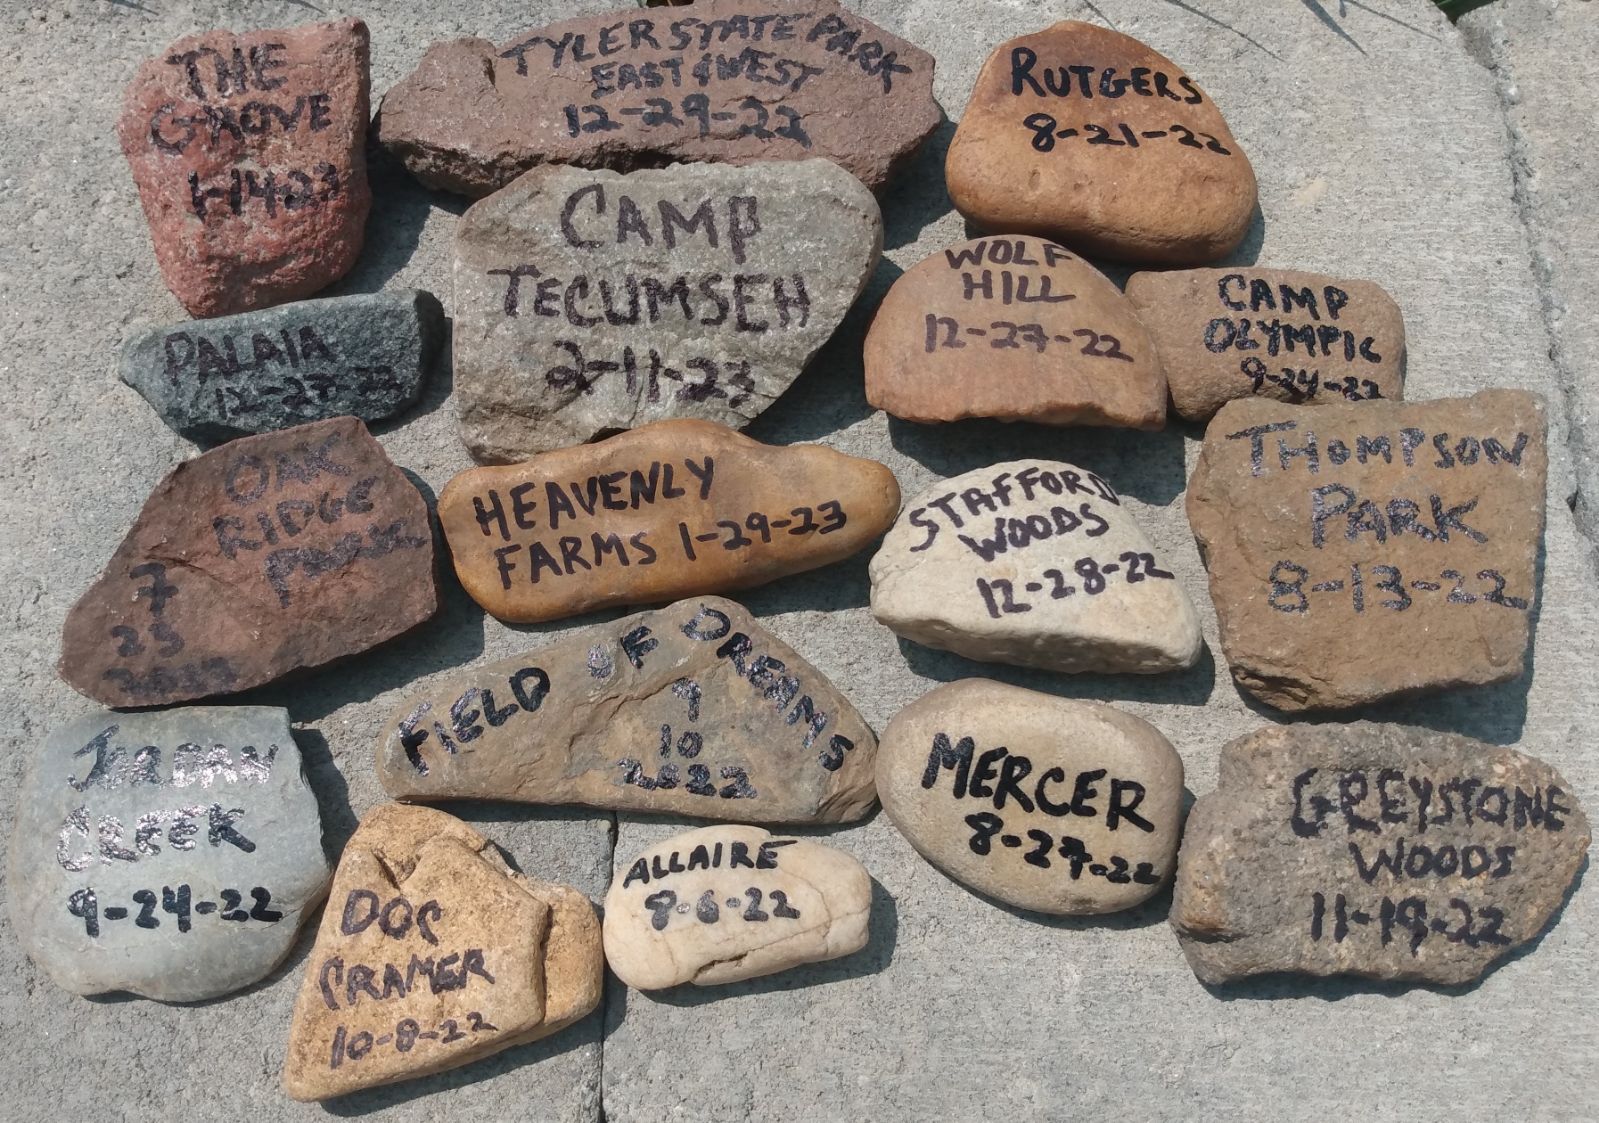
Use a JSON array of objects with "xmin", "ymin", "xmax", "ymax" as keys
[
  {"xmin": 945, "ymin": 21, "xmax": 1256, "ymax": 265},
  {"xmin": 1186, "ymin": 391, "xmax": 1547, "ymax": 711},
  {"xmin": 1171, "ymin": 723, "xmax": 1589, "ymax": 987},
  {"xmin": 865, "ymin": 236, "xmax": 1166, "ymax": 428},
  {"xmin": 1127, "ymin": 268, "xmax": 1407, "ymax": 421},
  {"xmin": 59, "ymin": 417, "xmax": 437, "ymax": 708},
  {"xmin": 117, "ymin": 19, "xmax": 372, "ymax": 317},
  {"xmin": 438, "ymin": 419, "xmax": 900, "ymax": 624},
  {"xmin": 375, "ymin": 0, "xmax": 941, "ymax": 197},
  {"xmin": 282, "ymin": 804, "xmax": 602, "ymax": 1101},
  {"xmin": 878, "ymin": 680, "xmax": 1183, "ymax": 915}
]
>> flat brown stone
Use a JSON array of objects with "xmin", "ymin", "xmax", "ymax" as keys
[
  {"xmin": 60, "ymin": 417, "xmax": 437, "ymax": 708},
  {"xmin": 1126, "ymin": 268, "xmax": 1407, "ymax": 421},
  {"xmin": 117, "ymin": 19, "xmax": 371, "ymax": 317},
  {"xmin": 375, "ymin": 0, "xmax": 940, "ymax": 197},
  {"xmin": 865, "ymin": 236, "xmax": 1166, "ymax": 428},
  {"xmin": 1187, "ymin": 391, "xmax": 1547, "ymax": 711},
  {"xmin": 377, "ymin": 597, "xmax": 876, "ymax": 823},
  {"xmin": 438, "ymin": 419, "xmax": 900, "ymax": 624},
  {"xmin": 1171, "ymin": 723, "xmax": 1589, "ymax": 987},
  {"xmin": 282, "ymin": 804, "xmax": 602, "ymax": 1101},
  {"xmin": 945, "ymin": 21, "xmax": 1257, "ymax": 265}
]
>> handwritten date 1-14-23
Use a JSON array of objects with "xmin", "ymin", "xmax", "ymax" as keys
[
  {"xmin": 67, "ymin": 884, "xmax": 281, "ymax": 938},
  {"xmin": 966, "ymin": 812, "xmax": 1161, "ymax": 884},
  {"xmin": 1021, "ymin": 114, "xmax": 1233, "ymax": 156},
  {"xmin": 564, "ymin": 95, "xmax": 810, "ymax": 147},
  {"xmin": 977, "ymin": 552, "xmax": 1175, "ymax": 620},
  {"xmin": 925, "ymin": 315, "xmax": 1133, "ymax": 362},
  {"xmin": 641, "ymin": 886, "xmax": 802, "ymax": 930}
]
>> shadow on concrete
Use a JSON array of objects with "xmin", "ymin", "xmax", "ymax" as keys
[{"xmin": 330, "ymin": 141, "xmax": 466, "ymax": 298}]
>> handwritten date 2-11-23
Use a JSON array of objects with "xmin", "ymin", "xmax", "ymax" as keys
[
  {"xmin": 641, "ymin": 886, "xmax": 801, "ymax": 931},
  {"xmin": 1021, "ymin": 114, "xmax": 1233, "ymax": 156},
  {"xmin": 925, "ymin": 315, "xmax": 1134, "ymax": 362},
  {"xmin": 977, "ymin": 551, "xmax": 1176, "ymax": 620}
]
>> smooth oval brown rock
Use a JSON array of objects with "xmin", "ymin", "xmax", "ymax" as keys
[
  {"xmin": 1186, "ymin": 390, "xmax": 1547, "ymax": 711},
  {"xmin": 117, "ymin": 19, "xmax": 372, "ymax": 317},
  {"xmin": 1127, "ymin": 268, "xmax": 1407, "ymax": 421},
  {"xmin": 1171, "ymin": 723, "xmax": 1589, "ymax": 987},
  {"xmin": 377, "ymin": 597, "xmax": 877, "ymax": 824},
  {"xmin": 945, "ymin": 21, "xmax": 1256, "ymax": 265},
  {"xmin": 878, "ymin": 680, "xmax": 1183, "ymax": 915},
  {"xmin": 438, "ymin": 419, "xmax": 900, "ymax": 624},
  {"xmin": 283, "ymin": 804, "xmax": 602, "ymax": 1101},
  {"xmin": 603, "ymin": 824, "xmax": 870, "ymax": 989},
  {"xmin": 865, "ymin": 236, "xmax": 1166, "ymax": 428},
  {"xmin": 60, "ymin": 417, "xmax": 437, "ymax": 708},
  {"xmin": 375, "ymin": 0, "xmax": 941, "ymax": 197}
]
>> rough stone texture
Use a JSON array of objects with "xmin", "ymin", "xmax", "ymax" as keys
[
  {"xmin": 877, "ymin": 680, "xmax": 1182, "ymax": 915},
  {"xmin": 1187, "ymin": 391, "xmax": 1547, "ymax": 712},
  {"xmin": 946, "ymin": 20, "xmax": 1256, "ymax": 265},
  {"xmin": 117, "ymin": 18, "xmax": 372, "ymax": 317},
  {"xmin": 59, "ymin": 417, "xmax": 438, "ymax": 708},
  {"xmin": 1462, "ymin": 0, "xmax": 1599, "ymax": 573},
  {"xmin": 6, "ymin": 3, "xmax": 1599, "ymax": 1121},
  {"xmin": 865, "ymin": 235, "xmax": 1166, "ymax": 427},
  {"xmin": 871, "ymin": 459, "xmax": 1203, "ymax": 673},
  {"xmin": 453, "ymin": 160, "xmax": 881, "ymax": 461},
  {"xmin": 603, "ymin": 824, "xmax": 871, "ymax": 990},
  {"xmin": 377, "ymin": 597, "xmax": 877, "ymax": 824},
  {"xmin": 120, "ymin": 290, "xmax": 445, "ymax": 444},
  {"xmin": 1172, "ymin": 723, "xmax": 1589, "ymax": 987},
  {"xmin": 1126, "ymin": 267, "xmax": 1406, "ymax": 422},
  {"xmin": 375, "ymin": 0, "xmax": 941, "ymax": 197},
  {"xmin": 8, "ymin": 706, "xmax": 328, "ymax": 1002},
  {"xmin": 282, "ymin": 804, "xmax": 602, "ymax": 1101},
  {"xmin": 438, "ymin": 420, "xmax": 900, "ymax": 623}
]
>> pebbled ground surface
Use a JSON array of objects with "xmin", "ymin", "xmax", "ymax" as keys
[{"xmin": 0, "ymin": 1, "xmax": 1593, "ymax": 1121}]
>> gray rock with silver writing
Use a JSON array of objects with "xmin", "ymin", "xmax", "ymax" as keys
[
  {"xmin": 452, "ymin": 159, "xmax": 880, "ymax": 462},
  {"xmin": 119, "ymin": 291, "xmax": 444, "ymax": 444},
  {"xmin": 1171, "ymin": 723, "xmax": 1590, "ymax": 987},
  {"xmin": 7, "ymin": 707, "xmax": 330, "ymax": 1002},
  {"xmin": 376, "ymin": 596, "xmax": 877, "ymax": 823}
]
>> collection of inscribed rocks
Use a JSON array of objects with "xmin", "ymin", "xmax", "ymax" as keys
[{"xmin": 22, "ymin": 0, "xmax": 1586, "ymax": 1103}]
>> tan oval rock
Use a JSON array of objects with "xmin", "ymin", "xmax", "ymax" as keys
[
  {"xmin": 282, "ymin": 804, "xmax": 602, "ymax": 1102},
  {"xmin": 603, "ymin": 824, "xmax": 870, "ymax": 989},
  {"xmin": 1171, "ymin": 723, "xmax": 1589, "ymax": 987},
  {"xmin": 945, "ymin": 21, "xmax": 1256, "ymax": 265},
  {"xmin": 870, "ymin": 460, "xmax": 1202, "ymax": 673},
  {"xmin": 878, "ymin": 681, "xmax": 1183, "ymax": 915},
  {"xmin": 375, "ymin": 0, "xmax": 940, "ymax": 197},
  {"xmin": 1186, "ymin": 390, "xmax": 1547, "ymax": 711},
  {"xmin": 439, "ymin": 419, "xmax": 900, "ymax": 624},
  {"xmin": 377, "ymin": 597, "xmax": 877, "ymax": 824},
  {"xmin": 864, "ymin": 236, "xmax": 1166, "ymax": 428},
  {"xmin": 59, "ymin": 417, "xmax": 438, "ymax": 708},
  {"xmin": 1126, "ymin": 268, "xmax": 1407, "ymax": 421},
  {"xmin": 117, "ymin": 19, "xmax": 372, "ymax": 317}
]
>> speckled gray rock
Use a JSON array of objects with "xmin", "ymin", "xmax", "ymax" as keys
[
  {"xmin": 7, "ymin": 707, "xmax": 329, "ymax": 1002},
  {"xmin": 870, "ymin": 460, "xmax": 1203, "ymax": 673},
  {"xmin": 118, "ymin": 291, "xmax": 444, "ymax": 444},
  {"xmin": 453, "ymin": 159, "xmax": 881, "ymax": 462},
  {"xmin": 377, "ymin": 596, "xmax": 877, "ymax": 823},
  {"xmin": 1171, "ymin": 723, "xmax": 1590, "ymax": 987}
]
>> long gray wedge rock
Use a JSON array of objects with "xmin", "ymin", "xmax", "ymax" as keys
[{"xmin": 376, "ymin": 596, "xmax": 877, "ymax": 823}]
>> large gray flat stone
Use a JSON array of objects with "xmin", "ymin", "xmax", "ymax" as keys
[{"xmin": 1, "ymin": 2, "xmax": 1595, "ymax": 1122}]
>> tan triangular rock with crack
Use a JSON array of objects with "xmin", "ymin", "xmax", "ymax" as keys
[{"xmin": 282, "ymin": 804, "xmax": 600, "ymax": 1101}]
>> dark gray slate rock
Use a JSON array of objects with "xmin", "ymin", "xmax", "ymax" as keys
[
  {"xmin": 119, "ymin": 290, "xmax": 444, "ymax": 444},
  {"xmin": 7, "ymin": 707, "xmax": 331, "ymax": 1001}
]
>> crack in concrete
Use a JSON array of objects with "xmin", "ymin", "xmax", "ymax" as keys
[{"xmin": 1461, "ymin": 10, "xmax": 1599, "ymax": 578}]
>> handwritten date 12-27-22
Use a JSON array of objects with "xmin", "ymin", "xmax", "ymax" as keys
[{"xmin": 925, "ymin": 315, "xmax": 1134, "ymax": 362}]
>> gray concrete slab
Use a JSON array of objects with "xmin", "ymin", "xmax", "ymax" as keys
[{"xmin": 0, "ymin": 1, "xmax": 1594, "ymax": 1122}]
